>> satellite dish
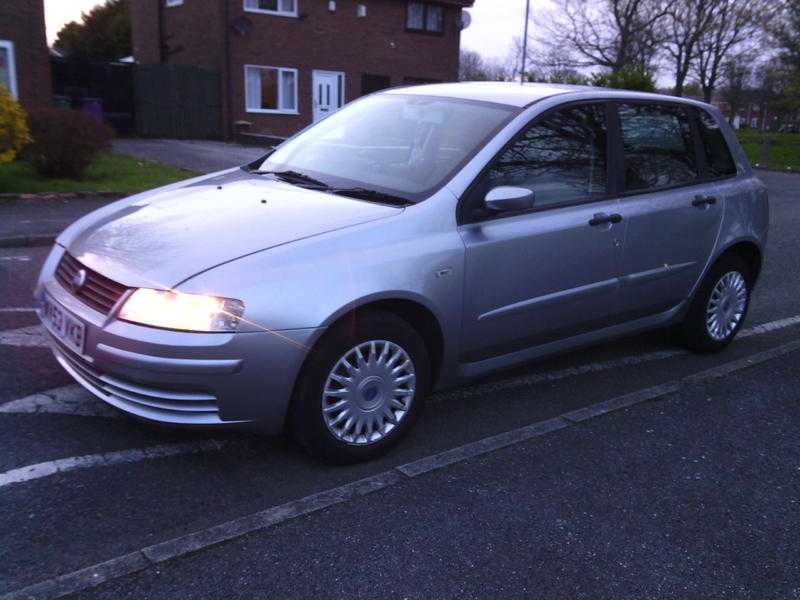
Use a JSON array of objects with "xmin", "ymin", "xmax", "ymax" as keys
[{"xmin": 460, "ymin": 10, "xmax": 472, "ymax": 30}]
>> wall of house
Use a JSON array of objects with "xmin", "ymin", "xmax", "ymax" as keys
[
  {"xmin": 132, "ymin": 0, "xmax": 228, "ymax": 70},
  {"xmin": 130, "ymin": 0, "xmax": 162, "ymax": 65},
  {"xmin": 0, "ymin": 0, "xmax": 51, "ymax": 108},
  {"xmin": 131, "ymin": 0, "xmax": 466, "ymax": 139},
  {"xmin": 227, "ymin": 0, "xmax": 464, "ymax": 138}
]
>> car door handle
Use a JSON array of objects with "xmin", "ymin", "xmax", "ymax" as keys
[
  {"xmin": 692, "ymin": 195, "xmax": 717, "ymax": 207},
  {"xmin": 589, "ymin": 213, "xmax": 623, "ymax": 226}
]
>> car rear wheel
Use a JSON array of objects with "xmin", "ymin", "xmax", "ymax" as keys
[
  {"xmin": 290, "ymin": 310, "xmax": 430, "ymax": 464},
  {"xmin": 679, "ymin": 254, "xmax": 752, "ymax": 353}
]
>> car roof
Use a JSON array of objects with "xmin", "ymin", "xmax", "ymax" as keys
[{"xmin": 383, "ymin": 81, "xmax": 710, "ymax": 110}]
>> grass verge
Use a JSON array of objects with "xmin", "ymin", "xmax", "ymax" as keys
[
  {"xmin": 0, "ymin": 151, "xmax": 197, "ymax": 195},
  {"xmin": 736, "ymin": 129, "xmax": 800, "ymax": 171}
]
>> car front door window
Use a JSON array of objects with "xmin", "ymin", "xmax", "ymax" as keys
[{"xmin": 487, "ymin": 103, "xmax": 608, "ymax": 211}]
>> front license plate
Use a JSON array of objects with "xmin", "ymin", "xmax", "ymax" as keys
[{"xmin": 42, "ymin": 293, "xmax": 86, "ymax": 354}]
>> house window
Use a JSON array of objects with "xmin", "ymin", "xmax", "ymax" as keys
[
  {"xmin": 0, "ymin": 40, "xmax": 17, "ymax": 99},
  {"xmin": 406, "ymin": 2, "xmax": 444, "ymax": 33},
  {"xmin": 243, "ymin": 0, "xmax": 298, "ymax": 16},
  {"xmin": 164, "ymin": 0, "xmax": 183, "ymax": 6},
  {"xmin": 245, "ymin": 65, "xmax": 298, "ymax": 114}
]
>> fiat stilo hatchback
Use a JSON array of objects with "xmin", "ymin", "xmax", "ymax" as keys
[{"xmin": 35, "ymin": 83, "xmax": 769, "ymax": 463}]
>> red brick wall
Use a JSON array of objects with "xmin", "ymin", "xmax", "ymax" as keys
[
  {"xmin": 131, "ymin": 0, "xmax": 467, "ymax": 138},
  {"xmin": 130, "ymin": 0, "xmax": 162, "ymax": 65},
  {"xmin": 161, "ymin": 2, "xmax": 226, "ymax": 71},
  {"xmin": 0, "ymin": 0, "xmax": 51, "ymax": 109}
]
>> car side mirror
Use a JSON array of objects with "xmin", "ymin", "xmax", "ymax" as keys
[{"xmin": 484, "ymin": 186, "xmax": 535, "ymax": 213}]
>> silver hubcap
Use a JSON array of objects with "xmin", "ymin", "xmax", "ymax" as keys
[
  {"xmin": 706, "ymin": 271, "xmax": 748, "ymax": 341},
  {"xmin": 322, "ymin": 340, "xmax": 416, "ymax": 445}
]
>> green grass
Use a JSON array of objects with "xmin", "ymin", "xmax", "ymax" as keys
[
  {"xmin": 736, "ymin": 129, "xmax": 800, "ymax": 170},
  {"xmin": 0, "ymin": 151, "xmax": 197, "ymax": 194}
]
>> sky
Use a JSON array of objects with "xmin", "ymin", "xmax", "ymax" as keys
[
  {"xmin": 44, "ymin": 0, "xmax": 107, "ymax": 43},
  {"xmin": 44, "ymin": 0, "xmax": 524, "ymax": 58},
  {"xmin": 461, "ymin": 0, "xmax": 530, "ymax": 64}
]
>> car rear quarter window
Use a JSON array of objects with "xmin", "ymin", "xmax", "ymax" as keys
[
  {"xmin": 696, "ymin": 109, "xmax": 737, "ymax": 178},
  {"xmin": 619, "ymin": 103, "xmax": 699, "ymax": 192},
  {"xmin": 486, "ymin": 103, "xmax": 608, "ymax": 209}
]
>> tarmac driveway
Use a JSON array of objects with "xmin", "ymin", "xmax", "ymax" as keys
[{"xmin": 112, "ymin": 139, "xmax": 269, "ymax": 174}]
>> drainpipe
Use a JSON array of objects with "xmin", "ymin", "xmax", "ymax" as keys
[
  {"xmin": 156, "ymin": 0, "xmax": 164, "ymax": 63},
  {"xmin": 223, "ymin": 0, "xmax": 232, "ymax": 140}
]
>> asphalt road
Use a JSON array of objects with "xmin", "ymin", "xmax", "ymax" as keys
[
  {"xmin": 112, "ymin": 139, "xmax": 267, "ymax": 174},
  {"xmin": 0, "ymin": 171, "xmax": 798, "ymax": 599}
]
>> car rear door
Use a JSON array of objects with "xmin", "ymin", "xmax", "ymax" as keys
[
  {"xmin": 458, "ymin": 102, "xmax": 626, "ymax": 363},
  {"xmin": 613, "ymin": 102, "xmax": 725, "ymax": 318}
]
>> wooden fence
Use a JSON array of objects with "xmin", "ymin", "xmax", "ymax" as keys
[{"xmin": 134, "ymin": 65, "xmax": 222, "ymax": 139}]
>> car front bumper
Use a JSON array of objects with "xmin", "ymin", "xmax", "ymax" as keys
[{"xmin": 36, "ymin": 247, "xmax": 321, "ymax": 433}]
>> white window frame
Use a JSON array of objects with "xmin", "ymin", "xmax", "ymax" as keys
[
  {"xmin": 245, "ymin": 65, "xmax": 299, "ymax": 115},
  {"xmin": 0, "ymin": 40, "xmax": 18, "ymax": 99},
  {"xmin": 165, "ymin": 0, "xmax": 184, "ymax": 6},
  {"xmin": 243, "ymin": 0, "xmax": 299, "ymax": 17}
]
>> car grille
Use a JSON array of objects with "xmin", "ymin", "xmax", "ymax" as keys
[
  {"xmin": 52, "ymin": 341, "xmax": 222, "ymax": 423},
  {"xmin": 55, "ymin": 253, "xmax": 129, "ymax": 315}
]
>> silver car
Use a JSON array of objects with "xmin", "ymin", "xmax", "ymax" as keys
[{"xmin": 35, "ymin": 83, "xmax": 768, "ymax": 463}]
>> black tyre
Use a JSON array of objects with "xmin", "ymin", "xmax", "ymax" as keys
[
  {"xmin": 679, "ymin": 254, "xmax": 752, "ymax": 353},
  {"xmin": 290, "ymin": 310, "xmax": 430, "ymax": 464}
]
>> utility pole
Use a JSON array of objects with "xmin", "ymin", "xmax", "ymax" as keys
[{"xmin": 520, "ymin": 0, "xmax": 531, "ymax": 84}]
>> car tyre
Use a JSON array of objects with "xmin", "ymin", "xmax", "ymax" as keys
[
  {"xmin": 679, "ymin": 254, "xmax": 752, "ymax": 353},
  {"xmin": 290, "ymin": 310, "xmax": 430, "ymax": 464}
]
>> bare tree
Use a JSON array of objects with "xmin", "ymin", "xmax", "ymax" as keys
[
  {"xmin": 719, "ymin": 53, "xmax": 753, "ymax": 124},
  {"xmin": 543, "ymin": 0, "xmax": 670, "ymax": 72},
  {"xmin": 512, "ymin": 40, "xmax": 587, "ymax": 83},
  {"xmin": 459, "ymin": 50, "xmax": 486, "ymax": 81},
  {"xmin": 692, "ymin": 0, "xmax": 765, "ymax": 103},
  {"xmin": 459, "ymin": 50, "xmax": 511, "ymax": 82},
  {"xmin": 662, "ymin": 0, "xmax": 717, "ymax": 96},
  {"xmin": 770, "ymin": 0, "xmax": 800, "ymax": 71}
]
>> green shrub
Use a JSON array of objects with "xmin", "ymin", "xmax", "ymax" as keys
[
  {"xmin": 591, "ymin": 68, "xmax": 656, "ymax": 92},
  {"xmin": 0, "ymin": 85, "xmax": 31, "ymax": 163},
  {"xmin": 23, "ymin": 108, "xmax": 114, "ymax": 179}
]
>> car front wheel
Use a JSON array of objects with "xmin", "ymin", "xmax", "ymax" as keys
[{"xmin": 290, "ymin": 310, "xmax": 430, "ymax": 464}]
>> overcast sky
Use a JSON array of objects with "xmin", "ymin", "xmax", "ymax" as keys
[
  {"xmin": 45, "ymin": 0, "xmax": 525, "ymax": 59},
  {"xmin": 44, "ymin": 0, "xmax": 104, "ymax": 43}
]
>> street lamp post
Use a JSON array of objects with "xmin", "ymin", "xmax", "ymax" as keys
[{"xmin": 521, "ymin": 0, "xmax": 531, "ymax": 84}]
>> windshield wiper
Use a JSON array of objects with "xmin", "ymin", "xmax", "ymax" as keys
[
  {"xmin": 328, "ymin": 188, "xmax": 413, "ymax": 206},
  {"xmin": 253, "ymin": 169, "xmax": 330, "ymax": 189},
  {"xmin": 251, "ymin": 170, "xmax": 412, "ymax": 206}
]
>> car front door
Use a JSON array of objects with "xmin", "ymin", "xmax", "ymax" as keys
[
  {"xmin": 458, "ymin": 102, "xmax": 626, "ymax": 363},
  {"xmin": 613, "ymin": 102, "xmax": 725, "ymax": 318}
]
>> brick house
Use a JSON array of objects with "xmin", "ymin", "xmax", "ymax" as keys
[
  {"xmin": 0, "ymin": 0, "xmax": 52, "ymax": 108},
  {"xmin": 131, "ymin": 0, "xmax": 473, "ymax": 139}
]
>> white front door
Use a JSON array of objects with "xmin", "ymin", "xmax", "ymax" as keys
[{"xmin": 312, "ymin": 70, "xmax": 345, "ymax": 122}]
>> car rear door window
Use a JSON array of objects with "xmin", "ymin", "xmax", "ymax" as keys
[
  {"xmin": 696, "ymin": 109, "xmax": 737, "ymax": 178},
  {"xmin": 619, "ymin": 103, "xmax": 698, "ymax": 192},
  {"xmin": 487, "ymin": 103, "xmax": 608, "ymax": 209}
]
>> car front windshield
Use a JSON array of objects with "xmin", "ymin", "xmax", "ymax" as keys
[{"xmin": 255, "ymin": 94, "xmax": 518, "ymax": 202}]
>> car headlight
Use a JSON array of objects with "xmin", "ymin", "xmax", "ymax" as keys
[{"xmin": 119, "ymin": 288, "xmax": 245, "ymax": 332}]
